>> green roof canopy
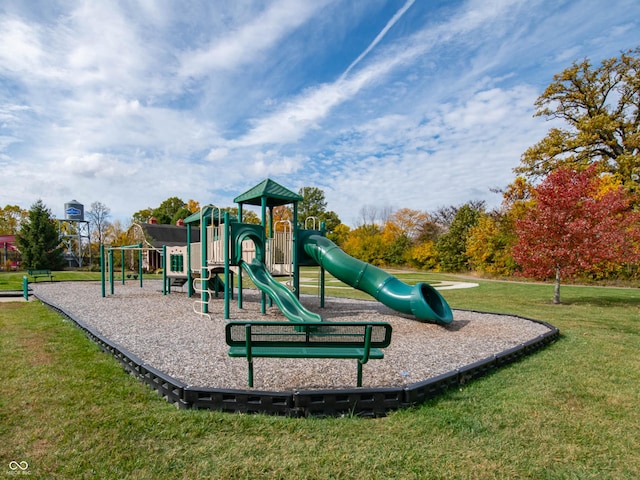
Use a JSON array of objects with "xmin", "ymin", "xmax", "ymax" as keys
[
  {"xmin": 233, "ymin": 178, "xmax": 302, "ymax": 207},
  {"xmin": 183, "ymin": 205, "xmax": 233, "ymax": 225}
]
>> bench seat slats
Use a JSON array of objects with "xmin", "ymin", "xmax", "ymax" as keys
[{"xmin": 229, "ymin": 346, "xmax": 385, "ymax": 359}]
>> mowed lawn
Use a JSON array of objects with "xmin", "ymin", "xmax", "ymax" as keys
[{"xmin": 1, "ymin": 272, "xmax": 638, "ymax": 479}]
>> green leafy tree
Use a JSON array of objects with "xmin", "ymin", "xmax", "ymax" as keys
[
  {"xmin": 516, "ymin": 47, "xmax": 640, "ymax": 195},
  {"xmin": 132, "ymin": 208, "xmax": 154, "ymax": 224},
  {"xmin": 318, "ymin": 210, "xmax": 341, "ymax": 234},
  {"xmin": 297, "ymin": 186, "xmax": 341, "ymax": 233},
  {"xmin": 298, "ymin": 186, "xmax": 326, "ymax": 221},
  {"xmin": 171, "ymin": 207, "xmax": 191, "ymax": 224},
  {"xmin": 133, "ymin": 198, "xmax": 191, "ymax": 225},
  {"xmin": 16, "ymin": 200, "xmax": 65, "ymax": 270},
  {"xmin": 435, "ymin": 202, "xmax": 484, "ymax": 272},
  {"xmin": 385, "ymin": 234, "xmax": 411, "ymax": 266},
  {"xmin": 153, "ymin": 197, "xmax": 186, "ymax": 224}
]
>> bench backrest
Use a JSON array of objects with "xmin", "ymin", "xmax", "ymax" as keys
[{"xmin": 225, "ymin": 321, "xmax": 392, "ymax": 349}]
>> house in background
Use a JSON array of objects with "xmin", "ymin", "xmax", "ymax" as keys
[
  {"xmin": 127, "ymin": 218, "xmax": 200, "ymax": 271},
  {"xmin": 0, "ymin": 234, "xmax": 20, "ymax": 270}
]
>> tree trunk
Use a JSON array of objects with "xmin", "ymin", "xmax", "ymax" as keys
[{"xmin": 553, "ymin": 266, "xmax": 561, "ymax": 304}]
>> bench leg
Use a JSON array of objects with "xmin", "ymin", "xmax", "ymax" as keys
[
  {"xmin": 357, "ymin": 362, "xmax": 363, "ymax": 388},
  {"xmin": 248, "ymin": 360, "xmax": 254, "ymax": 387}
]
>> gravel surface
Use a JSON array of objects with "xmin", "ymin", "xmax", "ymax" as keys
[{"xmin": 32, "ymin": 280, "xmax": 553, "ymax": 391}]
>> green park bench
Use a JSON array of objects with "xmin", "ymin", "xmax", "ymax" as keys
[
  {"xmin": 225, "ymin": 320, "xmax": 393, "ymax": 388},
  {"xmin": 27, "ymin": 269, "xmax": 54, "ymax": 282}
]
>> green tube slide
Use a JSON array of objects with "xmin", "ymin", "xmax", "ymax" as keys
[{"xmin": 303, "ymin": 235, "xmax": 453, "ymax": 325}]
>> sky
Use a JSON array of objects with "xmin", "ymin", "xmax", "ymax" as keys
[{"xmin": 1, "ymin": 0, "xmax": 640, "ymax": 227}]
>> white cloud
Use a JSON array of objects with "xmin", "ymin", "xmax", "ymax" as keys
[
  {"xmin": 206, "ymin": 148, "xmax": 229, "ymax": 163},
  {"xmin": 230, "ymin": 0, "xmax": 529, "ymax": 150},
  {"xmin": 1, "ymin": 0, "xmax": 639, "ymax": 226},
  {"xmin": 323, "ymin": 84, "xmax": 547, "ymax": 223},
  {"xmin": 0, "ymin": 17, "xmax": 43, "ymax": 74},
  {"xmin": 178, "ymin": 0, "xmax": 333, "ymax": 78},
  {"xmin": 250, "ymin": 151, "xmax": 303, "ymax": 177},
  {"xmin": 63, "ymin": 153, "xmax": 138, "ymax": 179}
]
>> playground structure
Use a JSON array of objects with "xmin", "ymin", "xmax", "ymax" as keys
[
  {"xmin": 74, "ymin": 179, "xmax": 560, "ymax": 415},
  {"xmin": 102, "ymin": 179, "xmax": 453, "ymax": 325}
]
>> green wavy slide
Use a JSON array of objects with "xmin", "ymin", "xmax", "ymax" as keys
[{"xmin": 240, "ymin": 258, "xmax": 323, "ymax": 323}]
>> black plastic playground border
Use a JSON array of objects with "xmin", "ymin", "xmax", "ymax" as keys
[{"xmin": 34, "ymin": 294, "xmax": 559, "ymax": 418}]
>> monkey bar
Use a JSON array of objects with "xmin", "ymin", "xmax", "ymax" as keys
[{"xmin": 100, "ymin": 243, "xmax": 161, "ymax": 297}]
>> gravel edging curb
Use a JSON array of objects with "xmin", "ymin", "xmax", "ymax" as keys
[{"xmin": 33, "ymin": 291, "xmax": 560, "ymax": 418}]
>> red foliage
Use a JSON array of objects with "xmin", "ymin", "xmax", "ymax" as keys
[{"xmin": 513, "ymin": 166, "xmax": 640, "ymax": 280}]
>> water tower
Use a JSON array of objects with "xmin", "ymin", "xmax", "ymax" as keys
[
  {"xmin": 59, "ymin": 200, "xmax": 91, "ymax": 268},
  {"xmin": 65, "ymin": 200, "xmax": 84, "ymax": 221}
]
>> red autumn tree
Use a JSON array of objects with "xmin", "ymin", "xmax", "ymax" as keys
[{"xmin": 513, "ymin": 166, "xmax": 640, "ymax": 303}]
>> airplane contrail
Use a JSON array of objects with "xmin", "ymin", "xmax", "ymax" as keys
[{"xmin": 341, "ymin": 0, "xmax": 416, "ymax": 80}]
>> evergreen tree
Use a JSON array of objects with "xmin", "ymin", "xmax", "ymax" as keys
[
  {"xmin": 297, "ymin": 186, "xmax": 341, "ymax": 233},
  {"xmin": 17, "ymin": 200, "xmax": 65, "ymax": 270}
]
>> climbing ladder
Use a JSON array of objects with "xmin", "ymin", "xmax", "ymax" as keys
[{"xmin": 192, "ymin": 270, "xmax": 212, "ymax": 320}]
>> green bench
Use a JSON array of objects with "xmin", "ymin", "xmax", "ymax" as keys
[
  {"xmin": 27, "ymin": 269, "xmax": 54, "ymax": 282},
  {"xmin": 225, "ymin": 321, "xmax": 393, "ymax": 388}
]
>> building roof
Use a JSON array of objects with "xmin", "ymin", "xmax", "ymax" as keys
[
  {"xmin": 233, "ymin": 178, "xmax": 302, "ymax": 207},
  {"xmin": 136, "ymin": 223, "xmax": 200, "ymax": 247},
  {"xmin": 0, "ymin": 234, "xmax": 16, "ymax": 243},
  {"xmin": 0, "ymin": 234, "xmax": 18, "ymax": 251}
]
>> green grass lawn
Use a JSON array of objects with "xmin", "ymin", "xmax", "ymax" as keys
[
  {"xmin": 1, "ymin": 272, "xmax": 639, "ymax": 479},
  {"xmin": 0, "ymin": 271, "xmax": 103, "ymax": 290},
  {"xmin": 0, "ymin": 271, "xmax": 162, "ymax": 291}
]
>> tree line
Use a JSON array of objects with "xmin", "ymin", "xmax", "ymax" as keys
[{"xmin": 4, "ymin": 48, "xmax": 639, "ymax": 302}]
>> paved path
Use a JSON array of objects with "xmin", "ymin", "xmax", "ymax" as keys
[
  {"xmin": 297, "ymin": 278, "xmax": 479, "ymax": 291},
  {"xmin": 0, "ymin": 291, "xmax": 29, "ymax": 302},
  {"xmin": 0, "ymin": 296, "xmax": 28, "ymax": 302}
]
